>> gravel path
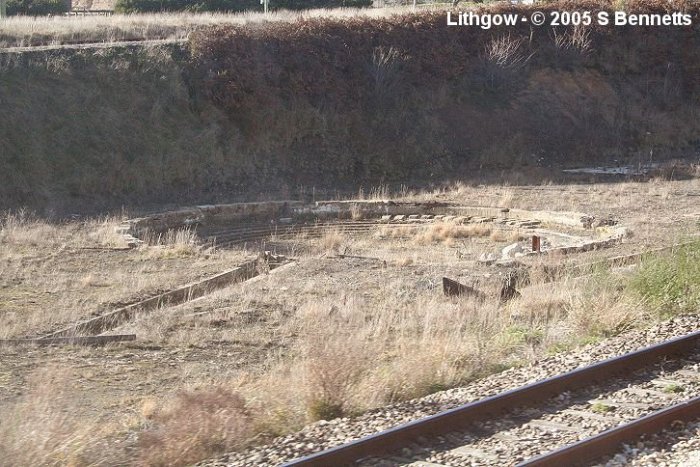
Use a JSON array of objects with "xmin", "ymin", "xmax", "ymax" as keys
[{"xmin": 200, "ymin": 314, "xmax": 699, "ymax": 467}]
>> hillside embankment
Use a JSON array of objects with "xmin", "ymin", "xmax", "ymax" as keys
[{"xmin": 2, "ymin": 0, "xmax": 700, "ymax": 214}]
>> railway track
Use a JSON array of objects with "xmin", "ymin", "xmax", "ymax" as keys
[
  {"xmin": 204, "ymin": 220, "xmax": 444, "ymax": 247},
  {"xmin": 508, "ymin": 186, "xmax": 700, "ymax": 198},
  {"xmin": 202, "ymin": 215, "xmax": 528, "ymax": 247},
  {"xmin": 284, "ymin": 331, "xmax": 700, "ymax": 467},
  {"xmin": 205, "ymin": 221, "xmax": 383, "ymax": 247}
]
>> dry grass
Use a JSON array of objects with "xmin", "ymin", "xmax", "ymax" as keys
[
  {"xmin": 2, "ymin": 178, "xmax": 699, "ymax": 465},
  {"xmin": 0, "ymin": 210, "xmax": 127, "ymax": 248},
  {"xmin": 0, "ymin": 7, "xmax": 425, "ymax": 49},
  {"xmin": 0, "ymin": 212, "xmax": 253, "ymax": 338},
  {"xmin": 318, "ymin": 228, "xmax": 346, "ymax": 252},
  {"xmin": 498, "ymin": 187, "xmax": 515, "ymax": 208},
  {"xmin": 377, "ymin": 222, "xmax": 492, "ymax": 245},
  {"xmin": 142, "ymin": 228, "xmax": 202, "ymax": 258},
  {"xmin": 412, "ymin": 223, "xmax": 491, "ymax": 245},
  {"xmin": 220, "ymin": 264, "xmax": 651, "ymax": 439},
  {"xmin": 489, "ymin": 228, "xmax": 523, "ymax": 243},
  {"xmin": 0, "ymin": 255, "xmax": 659, "ymax": 465},
  {"xmin": 223, "ymin": 290, "xmax": 503, "ymax": 433},
  {"xmin": 0, "ymin": 366, "xmax": 104, "ymax": 466},
  {"xmin": 138, "ymin": 388, "xmax": 253, "ymax": 466}
]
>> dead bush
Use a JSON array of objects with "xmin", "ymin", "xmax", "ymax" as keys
[
  {"xmin": 319, "ymin": 228, "xmax": 345, "ymax": 252},
  {"xmin": 138, "ymin": 387, "xmax": 252, "ymax": 466},
  {"xmin": 490, "ymin": 229, "xmax": 523, "ymax": 243},
  {"xmin": 302, "ymin": 334, "xmax": 371, "ymax": 421},
  {"xmin": 413, "ymin": 223, "xmax": 491, "ymax": 245},
  {"xmin": 0, "ymin": 210, "xmax": 61, "ymax": 246}
]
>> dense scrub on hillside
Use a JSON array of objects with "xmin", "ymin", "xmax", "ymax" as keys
[
  {"xmin": 188, "ymin": 0, "xmax": 700, "ymax": 183},
  {"xmin": 6, "ymin": 0, "xmax": 69, "ymax": 16},
  {"xmin": 2, "ymin": 0, "xmax": 700, "ymax": 212},
  {"xmin": 0, "ymin": 46, "xmax": 218, "ymax": 212},
  {"xmin": 114, "ymin": 0, "xmax": 372, "ymax": 14}
]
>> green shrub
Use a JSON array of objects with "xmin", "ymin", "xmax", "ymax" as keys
[
  {"xmin": 7, "ymin": 0, "xmax": 69, "ymax": 16},
  {"xmin": 629, "ymin": 240, "xmax": 700, "ymax": 316},
  {"xmin": 114, "ymin": 0, "xmax": 371, "ymax": 14},
  {"xmin": 307, "ymin": 399, "xmax": 344, "ymax": 421}
]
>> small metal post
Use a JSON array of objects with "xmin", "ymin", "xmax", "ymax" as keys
[{"xmin": 532, "ymin": 235, "xmax": 541, "ymax": 253}]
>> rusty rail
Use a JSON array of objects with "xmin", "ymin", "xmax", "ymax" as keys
[
  {"xmin": 519, "ymin": 395, "xmax": 700, "ymax": 466},
  {"xmin": 283, "ymin": 330, "xmax": 700, "ymax": 466},
  {"xmin": 0, "ymin": 334, "xmax": 136, "ymax": 347}
]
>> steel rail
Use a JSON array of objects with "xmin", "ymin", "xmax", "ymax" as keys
[
  {"xmin": 214, "ymin": 224, "xmax": 389, "ymax": 247},
  {"xmin": 283, "ymin": 330, "xmax": 700, "ymax": 466},
  {"xmin": 211, "ymin": 221, "xmax": 446, "ymax": 247},
  {"xmin": 519, "ymin": 395, "xmax": 700, "ymax": 466},
  {"xmin": 0, "ymin": 334, "xmax": 136, "ymax": 347},
  {"xmin": 204, "ymin": 220, "xmax": 384, "ymax": 237}
]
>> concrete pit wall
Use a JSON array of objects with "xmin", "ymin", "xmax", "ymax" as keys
[{"xmin": 126, "ymin": 200, "xmax": 608, "ymax": 245}]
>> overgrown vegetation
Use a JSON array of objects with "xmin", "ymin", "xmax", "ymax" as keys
[
  {"xmin": 630, "ymin": 240, "xmax": 700, "ymax": 316},
  {"xmin": 138, "ymin": 388, "xmax": 252, "ymax": 466},
  {"xmin": 124, "ymin": 235, "xmax": 700, "ymax": 450},
  {"xmin": 1, "ymin": 194, "xmax": 698, "ymax": 465}
]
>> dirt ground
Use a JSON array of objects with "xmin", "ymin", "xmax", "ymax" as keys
[{"xmin": 0, "ymin": 175, "xmax": 698, "ymax": 465}]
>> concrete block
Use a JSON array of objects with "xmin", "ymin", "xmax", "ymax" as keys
[{"xmin": 502, "ymin": 242, "xmax": 527, "ymax": 258}]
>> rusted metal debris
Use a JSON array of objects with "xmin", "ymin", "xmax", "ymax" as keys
[{"xmin": 442, "ymin": 277, "xmax": 486, "ymax": 301}]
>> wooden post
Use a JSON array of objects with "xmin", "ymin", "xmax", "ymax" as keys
[
  {"xmin": 0, "ymin": 0, "xmax": 7, "ymax": 19},
  {"xmin": 532, "ymin": 235, "xmax": 541, "ymax": 253}
]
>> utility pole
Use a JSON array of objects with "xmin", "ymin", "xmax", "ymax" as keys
[{"xmin": 0, "ymin": 0, "xmax": 7, "ymax": 19}]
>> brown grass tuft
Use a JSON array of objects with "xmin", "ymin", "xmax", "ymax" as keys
[
  {"xmin": 490, "ymin": 228, "xmax": 524, "ymax": 243},
  {"xmin": 413, "ymin": 223, "xmax": 491, "ymax": 245},
  {"xmin": 0, "ymin": 366, "xmax": 102, "ymax": 466},
  {"xmin": 319, "ymin": 228, "xmax": 346, "ymax": 252},
  {"xmin": 143, "ymin": 228, "xmax": 201, "ymax": 258},
  {"xmin": 138, "ymin": 388, "xmax": 252, "ymax": 467}
]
